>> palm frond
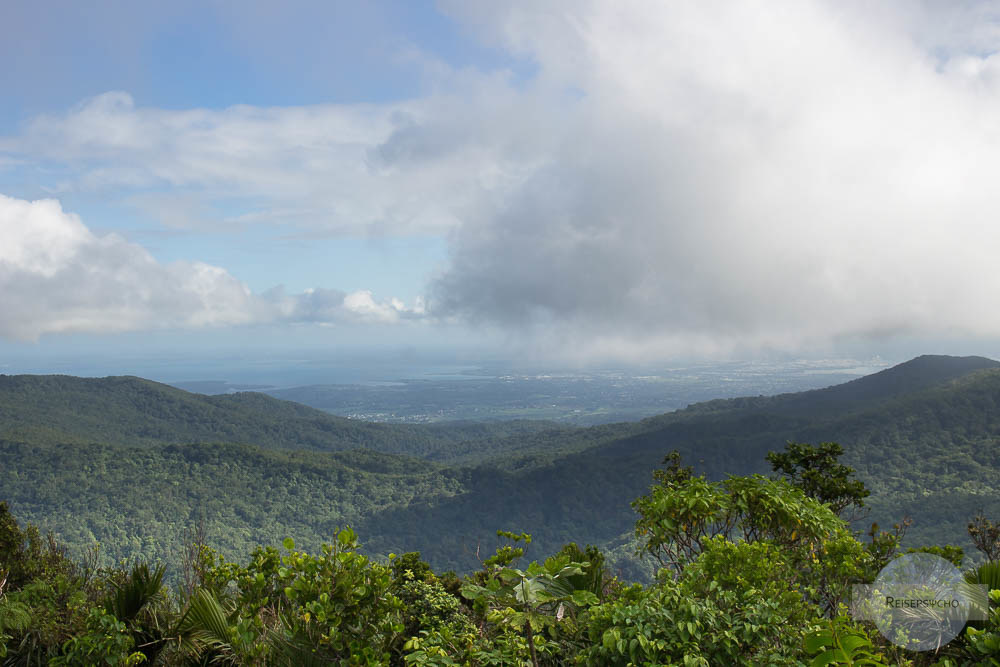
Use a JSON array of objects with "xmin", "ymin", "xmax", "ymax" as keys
[
  {"xmin": 266, "ymin": 618, "xmax": 333, "ymax": 667},
  {"xmin": 105, "ymin": 561, "xmax": 166, "ymax": 622},
  {"xmin": 966, "ymin": 561, "xmax": 1000, "ymax": 592},
  {"xmin": 0, "ymin": 598, "xmax": 31, "ymax": 632}
]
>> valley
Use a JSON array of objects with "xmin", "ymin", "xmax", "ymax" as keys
[{"xmin": 2, "ymin": 354, "xmax": 998, "ymax": 577}]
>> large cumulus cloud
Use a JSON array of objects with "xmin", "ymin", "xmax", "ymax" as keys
[
  {"xmin": 6, "ymin": 1, "xmax": 1000, "ymax": 358},
  {"xmin": 428, "ymin": 0, "xmax": 1000, "ymax": 357}
]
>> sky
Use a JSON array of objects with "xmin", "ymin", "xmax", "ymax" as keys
[{"xmin": 3, "ymin": 0, "xmax": 1000, "ymax": 372}]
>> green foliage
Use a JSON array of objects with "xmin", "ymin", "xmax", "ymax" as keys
[
  {"xmin": 0, "ymin": 439, "xmax": 464, "ymax": 571},
  {"xmin": 182, "ymin": 527, "xmax": 405, "ymax": 665},
  {"xmin": 466, "ymin": 561, "xmax": 598, "ymax": 665},
  {"xmin": 282, "ymin": 528, "xmax": 404, "ymax": 663},
  {"xmin": 580, "ymin": 548, "xmax": 814, "ymax": 666},
  {"xmin": 390, "ymin": 551, "xmax": 472, "ymax": 648},
  {"xmin": 631, "ymin": 451, "xmax": 876, "ymax": 617},
  {"xmin": 804, "ymin": 617, "xmax": 889, "ymax": 666},
  {"xmin": 803, "ymin": 528, "xmax": 871, "ymax": 615},
  {"xmin": 553, "ymin": 543, "xmax": 610, "ymax": 601},
  {"xmin": 962, "ymin": 623, "xmax": 1000, "ymax": 664},
  {"xmin": 50, "ymin": 607, "xmax": 146, "ymax": 667},
  {"xmin": 944, "ymin": 589, "xmax": 1000, "ymax": 665},
  {"xmin": 403, "ymin": 624, "xmax": 483, "ymax": 666},
  {"xmin": 0, "ymin": 504, "xmax": 91, "ymax": 664},
  {"xmin": 965, "ymin": 612, "xmax": 1000, "ymax": 661},
  {"xmin": 101, "ymin": 561, "xmax": 170, "ymax": 664},
  {"xmin": 0, "ymin": 591, "xmax": 31, "ymax": 659},
  {"xmin": 7, "ymin": 357, "xmax": 1000, "ymax": 575},
  {"xmin": 966, "ymin": 562, "xmax": 1000, "ymax": 596},
  {"xmin": 864, "ymin": 518, "xmax": 913, "ymax": 575},
  {"xmin": 767, "ymin": 441, "xmax": 870, "ymax": 518},
  {"xmin": 684, "ymin": 537, "xmax": 809, "ymax": 612},
  {"xmin": 174, "ymin": 587, "xmax": 263, "ymax": 665},
  {"xmin": 0, "ymin": 501, "xmax": 76, "ymax": 591},
  {"xmin": 6, "ymin": 357, "xmax": 1000, "ymax": 662},
  {"xmin": 483, "ymin": 531, "xmax": 532, "ymax": 570},
  {"xmin": 404, "ymin": 622, "xmax": 561, "ymax": 667},
  {"xmin": 907, "ymin": 544, "xmax": 965, "ymax": 568},
  {"xmin": 396, "ymin": 579, "xmax": 472, "ymax": 640},
  {"xmin": 1, "ymin": 462, "xmax": 997, "ymax": 664},
  {"xmin": 632, "ymin": 452, "xmax": 843, "ymax": 572},
  {"xmin": 391, "ymin": 552, "xmax": 436, "ymax": 585},
  {"xmin": 104, "ymin": 562, "xmax": 164, "ymax": 624}
]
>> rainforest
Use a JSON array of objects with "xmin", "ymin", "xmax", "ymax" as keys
[{"xmin": 2, "ymin": 355, "xmax": 1000, "ymax": 664}]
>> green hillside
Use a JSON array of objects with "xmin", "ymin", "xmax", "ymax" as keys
[
  {"xmin": 0, "ymin": 439, "xmax": 460, "ymax": 569},
  {"xmin": 0, "ymin": 373, "xmax": 583, "ymax": 464},
  {"xmin": 358, "ymin": 355, "xmax": 1000, "ymax": 570},
  {"xmin": 1, "ymin": 355, "xmax": 999, "ymax": 577},
  {"xmin": 0, "ymin": 373, "xmax": 403, "ymax": 450}
]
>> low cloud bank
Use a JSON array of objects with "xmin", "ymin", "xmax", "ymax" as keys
[{"xmin": 0, "ymin": 195, "xmax": 421, "ymax": 341}]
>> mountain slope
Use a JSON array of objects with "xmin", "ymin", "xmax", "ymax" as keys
[
  {"xmin": 0, "ymin": 374, "xmax": 582, "ymax": 462},
  {"xmin": 0, "ymin": 374, "xmax": 390, "ymax": 450},
  {"xmin": 751, "ymin": 354, "xmax": 1000, "ymax": 418},
  {"xmin": 0, "ymin": 439, "xmax": 460, "ymax": 567},
  {"xmin": 2, "ymin": 355, "xmax": 998, "ymax": 575},
  {"xmin": 640, "ymin": 354, "xmax": 1000, "ymax": 422},
  {"xmin": 358, "ymin": 356, "xmax": 1000, "ymax": 569}
]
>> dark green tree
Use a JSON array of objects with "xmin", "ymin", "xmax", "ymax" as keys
[{"xmin": 767, "ymin": 442, "xmax": 870, "ymax": 519}]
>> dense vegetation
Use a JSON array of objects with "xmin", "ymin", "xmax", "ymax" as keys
[
  {"xmin": 337, "ymin": 355, "xmax": 1000, "ymax": 570},
  {"xmin": 2, "ymin": 355, "xmax": 999, "ymax": 576},
  {"xmin": 0, "ymin": 374, "xmax": 590, "ymax": 464},
  {"xmin": 2, "ymin": 444, "xmax": 999, "ymax": 665},
  {"xmin": 0, "ymin": 440, "xmax": 458, "ymax": 569}
]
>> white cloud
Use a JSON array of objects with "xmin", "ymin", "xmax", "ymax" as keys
[
  {"xmin": 6, "ymin": 1, "xmax": 1000, "ymax": 358},
  {"xmin": 263, "ymin": 286, "xmax": 425, "ymax": 325},
  {"xmin": 429, "ymin": 0, "xmax": 1000, "ymax": 357},
  {"xmin": 0, "ymin": 194, "xmax": 420, "ymax": 340},
  {"xmin": 0, "ymin": 194, "xmax": 256, "ymax": 340},
  {"xmin": 7, "ymin": 81, "xmax": 549, "ymax": 237}
]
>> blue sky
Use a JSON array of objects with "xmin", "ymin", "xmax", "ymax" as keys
[
  {"xmin": 3, "ymin": 1, "xmax": 1000, "ymax": 371},
  {"xmin": 0, "ymin": 0, "xmax": 509, "ymax": 302}
]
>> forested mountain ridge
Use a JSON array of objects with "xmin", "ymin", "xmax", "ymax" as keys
[
  {"xmin": 642, "ymin": 353, "xmax": 1000, "ymax": 422},
  {"xmin": 0, "ymin": 373, "xmax": 581, "ymax": 463},
  {"xmin": 0, "ymin": 373, "xmax": 394, "ymax": 449},
  {"xmin": 358, "ymin": 355, "xmax": 1000, "ymax": 569},
  {"xmin": 1, "ymin": 355, "xmax": 999, "ymax": 577}
]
